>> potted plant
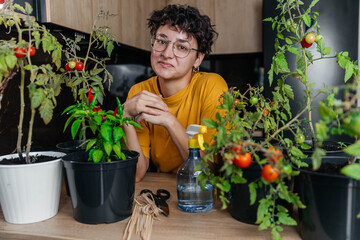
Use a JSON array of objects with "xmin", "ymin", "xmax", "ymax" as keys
[
  {"xmin": 200, "ymin": 0, "xmax": 360, "ymax": 239},
  {"xmin": 263, "ymin": 0, "xmax": 360, "ymax": 239},
  {"xmin": 62, "ymin": 89, "xmax": 141, "ymax": 224},
  {"xmin": 0, "ymin": 1, "xmax": 65, "ymax": 224}
]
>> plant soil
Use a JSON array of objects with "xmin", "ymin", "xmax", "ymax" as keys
[{"xmin": 0, "ymin": 155, "xmax": 57, "ymax": 165}]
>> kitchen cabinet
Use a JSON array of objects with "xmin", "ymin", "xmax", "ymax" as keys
[
  {"xmin": 92, "ymin": 0, "xmax": 166, "ymax": 51},
  {"xmin": 45, "ymin": 0, "xmax": 94, "ymax": 34},
  {"xmin": 166, "ymin": 0, "xmax": 262, "ymax": 54},
  {"xmin": 44, "ymin": 0, "xmax": 262, "ymax": 54}
]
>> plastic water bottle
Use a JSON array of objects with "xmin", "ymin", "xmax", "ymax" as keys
[{"xmin": 176, "ymin": 125, "xmax": 213, "ymax": 213}]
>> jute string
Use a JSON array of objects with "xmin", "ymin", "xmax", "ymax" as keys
[{"xmin": 122, "ymin": 192, "xmax": 163, "ymax": 240}]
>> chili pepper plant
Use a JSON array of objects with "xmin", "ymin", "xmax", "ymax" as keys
[
  {"xmin": 0, "ymin": 1, "xmax": 63, "ymax": 163},
  {"xmin": 63, "ymin": 88, "xmax": 141, "ymax": 163}
]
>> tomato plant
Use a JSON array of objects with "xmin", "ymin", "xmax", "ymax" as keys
[
  {"xmin": 234, "ymin": 152, "xmax": 252, "ymax": 168},
  {"xmin": 14, "ymin": 47, "xmax": 26, "ymax": 58},
  {"xmin": 75, "ymin": 61, "xmax": 84, "ymax": 71},
  {"xmin": 26, "ymin": 46, "xmax": 36, "ymax": 57},
  {"xmin": 305, "ymin": 33, "xmax": 316, "ymax": 44},
  {"xmin": 262, "ymin": 164, "xmax": 279, "ymax": 182}
]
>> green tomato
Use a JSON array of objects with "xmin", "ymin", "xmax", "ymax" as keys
[
  {"xmin": 282, "ymin": 165, "xmax": 292, "ymax": 175},
  {"xmin": 295, "ymin": 134, "xmax": 305, "ymax": 144},
  {"xmin": 315, "ymin": 35, "xmax": 324, "ymax": 43},
  {"xmin": 68, "ymin": 61, "xmax": 76, "ymax": 69},
  {"xmin": 250, "ymin": 96, "xmax": 259, "ymax": 105}
]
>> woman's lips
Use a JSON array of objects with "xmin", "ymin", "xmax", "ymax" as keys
[{"xmin": 159, "ymin": 61, "xmax": 173, "ymax": 68}]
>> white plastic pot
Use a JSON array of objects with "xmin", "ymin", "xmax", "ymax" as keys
[{"xmin": 0, "ymin": 151, "xmax": 64, "ymax": 224}]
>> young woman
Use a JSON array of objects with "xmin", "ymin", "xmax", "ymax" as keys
[{"xmin": 122, "ymin": 4, "xmax": 228, "ymax": 182}]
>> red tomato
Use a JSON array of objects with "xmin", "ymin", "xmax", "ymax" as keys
[
  {"xmin": 262, "ymin": 164, "xmax": 279, "ymax": 182},
  {"xmin": 263, "ymin": 108, "xmax": 270, "ymax": 116},
  {"xmin": 234, "ymin": 152, "xmax": 252, "ymax": 168},
  {"xmin": 14, "ymin": 47, "xmax": 26, "ymax": 58},
  {"xmin": 26, "ymin": 46, "xmax": 36, "ymax": 57},
  {"xmin": 301, "ymin": 38, "xmax": 312, "ymax": 48},
  {"xmin": 0, "ymin": 0, "xmax": 5, "ymax": 4},
  {"xmin": 75, "ymin": 62, "xmax": 84, "ymax": 71},
  {"xmin": 65, "ymin": 63, "xmax": 72, "ymax": 71}
]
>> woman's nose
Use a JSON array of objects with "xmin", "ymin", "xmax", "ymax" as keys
[{"xmin": 161, "ymin": 42, "xmax": 175, "ymax": 58}]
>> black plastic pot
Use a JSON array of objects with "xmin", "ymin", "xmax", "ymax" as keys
[
  {"xmin": 229, "ymin": 162, "xmax": 265, "ymax": 224},
  {"xmin": 297, "ymin": 156, "xmax": 360, "ymax": 240},
  {"xmin": 56, "ymin": 140, "xmax": 85, "ymax": 196},
  {"xmin": 62, "ymin": 150, "xmax": 139, "ymax": 224},
  {"xmin": 56, "ymin": 140, "xmax": 85, "ymax": 153},
  {"xmin": 229, "ymin": 161, "xmax": 293, "ymax": 225}
]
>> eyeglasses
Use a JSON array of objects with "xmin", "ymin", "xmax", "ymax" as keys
[{"xmin": 150, "ymin": 36, "xmax": 199, "ymax": 58}]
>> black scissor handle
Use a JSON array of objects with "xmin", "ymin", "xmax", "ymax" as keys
[
  {"xmin": 140, "ymin": 189, "xmax": 153, "ymax": 195},
  {"xmin": 156, "ymin": 189, "xmax": 170, "ymax": 200}
]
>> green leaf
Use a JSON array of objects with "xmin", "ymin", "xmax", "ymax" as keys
[
  {"xmin": 302, "ymin": 14, "xmax": 311, "ymax": 27},
  {"xmin": 14, "ymin": 4, "xmax": 26, "ymax": 13},
  {"xmin": 202, "ymin": 119, "xmax": 217, "ymax": 129},
  {"xmin": 315, "ymin": 121, "xmax": 329, "ymax": 141},
  {"xmin": 271, "ymin": 228, "xmax": 282, "ymax": 240},
  {"xmin": 5, "ymin": 54, "xmax": 17, "ymax": 69},
  {"xmin": 274, "ymin": 53, "xmax": 290, "ymax": 73},
  {"xmin": 113, "ymin": 142, "xmax": 122, "ymax": 159},
  {"xmin": 31, "ymin": 88, "xmax": 45, "ymax": 108},
  {"xmin": 86, "ymin": 139, "xmax": 97, "ymax": 151},
  {"xmin": 107, "ymin": 41, "xmax": 114, "ymax": 57},
  {"xmin": 341, "ymin": 163, "xmax": 360, "ymax": 180},
  {"xmin": 39, "ymin": 98, "xmax": 54, "ymax": 125},
  {"xmin": 287, "ymin": 46, "xmax": 300, "ymax": 55},
  {"xmin": 284, "ymin": 84, "xmax": 294, "ymax": 100},
  {"xmin": 285, "ymin": 37, "xmax": 293, "ymax": 45},
  {"xmin": 103, "ymin": 141, "xmax": 112, "ymax": 156},
  {"xmin": 256, "ymin": 199, "xmax": 270, "ymax": 224},
  {"xmin": 268, "ymin": 64, "xmax": 274, "ymax": 86},
  {"xmin": 344, "ymin": 141, "xmax": 360, "ymax": 156},
  {"xmin": 113, "ymin": 126, "xmax": 124, "ymax": 142},
  {"xmin": 25, "ymin": 2, "xmax": 33, "ymax": 14},
  {"xmin": 71, "ymin": 119, "xmax": 83, "ymax": 139},
  {"xmin": 249, "ymin": 182, "xmax": 257, "ymax": 205},
  {"xmin": 277, "ymin": 212, "xmax": 297, "ymax": 225},
  {"xmin": 316, "ymin": 38, "xmax": 325, "ymax": 54},
  {"xmin": 323, "ymin": 47, "xmax": 331, "ymax": 55},
  {"xmin": 311, "ymin": 148, "xmax": 326, "ymax": 170},
  {"xmin": 92, "ymin": 149, "xmax": 104, "ymax": 163},
  {"xmin": 344, "ymin": 62, "xmax": 354, "ymax": 83},
  {"xmin": 100, "ymin": 124, "xmax": 112, "ymax": 141}
]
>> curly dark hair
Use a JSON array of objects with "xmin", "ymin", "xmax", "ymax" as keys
[{"xmin": 148, "ymin": 4, "xmax": 218, "ymax": 56}]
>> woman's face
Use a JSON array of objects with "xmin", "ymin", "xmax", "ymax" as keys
[{"xmin": 150, "ymin": 24, "xmax": 204, "ymax": 82}]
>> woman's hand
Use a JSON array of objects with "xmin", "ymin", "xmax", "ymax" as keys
[{"xmin": 123, "ymin": 90, "xmax": 169, "ymax": 118}]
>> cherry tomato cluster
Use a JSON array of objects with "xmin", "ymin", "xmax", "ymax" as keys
[
  {"xmin": 227, "ymin": 143, "xmax": 252, "ymax": 169},
  {"xmin": 267, "ymin": 146, "xmax": 282, "ymax": 163},
  {"xmin": 14, "ymin": 46, "xmax": 36, "ymax": 58},
  {"xmin": 65, "ymin": 61, "xmax": 84, "ymax": 71},
  {"xmin": 301, "ymin": 33, "xmax": 324, "ymax": 48}
]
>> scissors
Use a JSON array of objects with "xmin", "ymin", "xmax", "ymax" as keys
[{"xmin": 140, "ymin": 189, "xmax": 170, "ymax": 216}]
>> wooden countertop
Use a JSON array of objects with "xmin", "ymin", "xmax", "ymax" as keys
[{"xmin": 0, "ymin": 173, "xmax": 302, "ymax": 240}]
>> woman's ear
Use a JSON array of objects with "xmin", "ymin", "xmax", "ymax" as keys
[{"xmin": 194, "ymin": 52, "xmax": 205, "ymax": 70}]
